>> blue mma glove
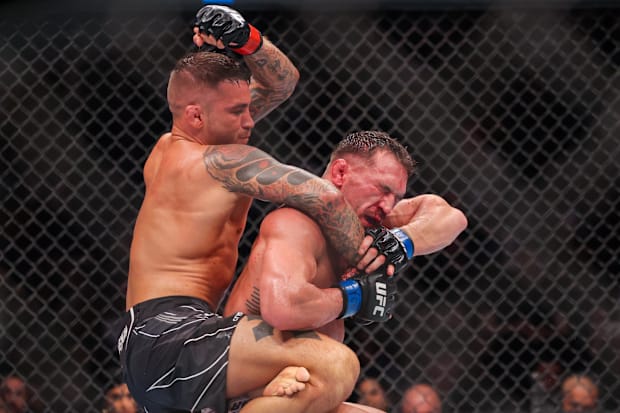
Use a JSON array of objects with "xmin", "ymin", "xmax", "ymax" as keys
[{"xmin": 338, "ymin": 271, "xmax": 396, "ymax": 323}]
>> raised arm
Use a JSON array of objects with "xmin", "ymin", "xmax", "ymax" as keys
[
  {"xmin": 383, "ymin": 194, "xmax": 468, "ymax": 256},
  {"xmin": 245, "ymin": 38, "xmax": 299, "ymax": 122},
  {"xmin": 204, "ymin": 144, "xmax": 364, "ymax": 265},
  {"xmin": 193, "ymin": 5, "xmax": 300, "ymax": 121}
]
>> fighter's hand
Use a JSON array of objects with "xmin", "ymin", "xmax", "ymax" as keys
[
  {"xmin": 337, "ymin": 270, "xmax": 396, "ymax": 323},
  {"xmin": 360, "ymin": 227, "xmax": 414, "ymax": 275},
  {"xmin": 353, "ymin": 235, "xmax": 390, "ymax": 275},
  {"xmin": 193, "ymin": 27, "xmax": 226, "ymax": 50},
  {"xmin": 193, "ymin": 5, "xmax": 263, "ymax": 55}
]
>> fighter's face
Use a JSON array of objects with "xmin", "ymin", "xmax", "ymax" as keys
[
  {"xmin": 339, "ymin": 151, "xmax": 408, "ymax": 227},
  {"xmin": 201, "ymin": 80, "xmax": 254, "ymax": 145}
]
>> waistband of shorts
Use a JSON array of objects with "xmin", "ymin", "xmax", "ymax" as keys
[{"xmin": 126, "ymin": 296, "xmax": 215, "ymax": 319}]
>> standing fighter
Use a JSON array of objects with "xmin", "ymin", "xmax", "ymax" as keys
[
  {"xmin": 119, "ymin": 6, "xmax": 409, "ymax": 413},
  {"xmin": 224, "ymin": 131, "xmax": 467, "ymax": 411}
]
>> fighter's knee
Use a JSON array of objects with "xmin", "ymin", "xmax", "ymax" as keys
[
  {"xmin": 333, "ymin": 344, "xmax": 360, "ymax": 380},
  {"xmin": 314, "ymin": 343, "xmax": 360, "ymax": 399},
  {"xmin": 338, "ymin": 345, "xmax": 360, "ymax": 391}
]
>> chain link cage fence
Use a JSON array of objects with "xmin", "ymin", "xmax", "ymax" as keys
[{"xmin": 1, "ymin": 1, "xmax": 619, "ymax": 412}]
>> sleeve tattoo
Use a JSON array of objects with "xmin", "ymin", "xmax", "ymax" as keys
[{"xmin": 203, "ymin": 145, "xmax": 364, "ymax": 264}]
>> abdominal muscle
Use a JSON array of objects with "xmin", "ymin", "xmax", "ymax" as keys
[{"xmin": 125, "ymin": 203, "xmax": 250, "ymax": 310}]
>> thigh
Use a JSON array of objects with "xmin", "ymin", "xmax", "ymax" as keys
[{"xmin": 226, "ymin": 315, "xmax": 358, "ymax": 399}]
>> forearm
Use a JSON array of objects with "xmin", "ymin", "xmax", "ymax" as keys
[
  {"xmin": 253, "ymin": 174, "xmax": 364, "ymax": 264},
  {"xmin": 387, "ymin": 195, "xmax": 468, "ymax": 256},
  {"xmin": 298, "ymin": 189, "xmax": 365, "ymax": 265},
  {"xmin": 204, "ymin": 145, "xmax": 365, "ymax": 264},
  {"xmin": 193, "ymin": 5, "xmax": 299, "ymax": 121},
  {"xmin": 262, "ymin": 286, "xmax": 343, "ymax": 332},
  {"xmin": 246, "ymin": 38, "xmax": 300, "ymax": 121}
]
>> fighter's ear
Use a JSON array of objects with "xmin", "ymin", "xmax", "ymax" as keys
[
  {"xmin": 328, "ymin": 158, "xmax": 348, "ymax": 188},
  {"xmin": 185, "ymin": 105, "xmax": 203, "ymax": 128}
]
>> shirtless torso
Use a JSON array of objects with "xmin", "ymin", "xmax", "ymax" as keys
[
  {"xmin": 225, "ymin": 132, "xmax": 469, "ymax": 344},
  {"xmin": 119, "ymin": 12, "xmax": 401, "ymax": 412},
  {"xmin": 121, "ymin": 56, "xmax": 361, "ymax": 413},
  {"xmin": 225, "ymin": 206, "xmax": 347, "ymax": 340},
  {"xmin": 127, "ymin": 132, "xmax": 253, "ymax": 310}
]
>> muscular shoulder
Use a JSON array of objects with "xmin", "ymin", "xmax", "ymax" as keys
[
  {"xmin": 151, "ymin": 138, "xmax": 234, "ymax": 183},
  {"xmin": 146, "ymin": 135, "xmax": 203, "ymax": 173},
  {"xmin": 260, "ymin": 207, "xmax": 325, "ymax": 247},
  {"xmin": 144, "ymin": 137, "xmax": 243, "ymax": 207}
]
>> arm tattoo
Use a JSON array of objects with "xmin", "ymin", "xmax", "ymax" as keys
[
  {"xmin": 246, "ymin": 286, "xmax": 261, "ymax": 315},
  {"xmin": 245, "ymin": 43, "xmax": 298, "ymax": 121},
  {"xmin": 203, "ymin": 145, "xmax": 364, "ymax": 264}
]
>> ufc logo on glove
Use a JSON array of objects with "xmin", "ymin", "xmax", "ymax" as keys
[
  {"xmin": 373, "ymin": 281, "xmax": 387, "ymax": 317},
  {"xmin": 338, "ymin": 271, "xmax": 395, "ymax": 323}
]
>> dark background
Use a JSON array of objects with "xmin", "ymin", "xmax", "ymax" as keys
[{"xmin": 1, "ymin": 1, "xmax": 618, "ymax": 411}]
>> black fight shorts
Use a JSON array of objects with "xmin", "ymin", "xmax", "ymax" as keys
[{"xmin": 118, "ymin": 296, "xmax": 244, "ymax": 413}]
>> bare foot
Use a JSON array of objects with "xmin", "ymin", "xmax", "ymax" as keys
[{"xmin": 263, "ymin": 366, "xmax": 310, "ymax": 397}]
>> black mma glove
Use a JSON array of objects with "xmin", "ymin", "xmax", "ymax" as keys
[
  {"xmin": 365, "ymin": 227, "xmax": 414, "ymax": 273},
  {"xmin": 337, "ymin": 271, "xmax": 396, "ymax": 323},
  {"xmin": 194, "ymin": 5, "xmax": 263, "ymax": 55}
]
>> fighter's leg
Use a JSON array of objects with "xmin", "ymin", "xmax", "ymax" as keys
[{"xmin": 227, "ymin": 316, "xmax": 360, "ymax": 413}]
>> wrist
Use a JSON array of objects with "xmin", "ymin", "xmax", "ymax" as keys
[
  {"xmin": 230, "ymin": 24, "xmax": 263, "ymax": 55},
  {"xmin": 390, "ymin": 228, "xmax": 414, "ymax": 259},
  {"xmin": 337, "ymin": 279, "xmax": 361, "ymax": 318}
]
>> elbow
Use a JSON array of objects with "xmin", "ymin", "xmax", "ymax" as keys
[
  {"xmin": 295, "ymin": 178, "xmax": 344, "ymax": 212},
  {"xmin": 289, "ymin": 66, "xmax": 301, "ymax": 92},
  {"xmin": 452, "ymin": 208, "xmax": 469, "ymax": 233},
  {"xmin": 426, "ymin": 194, "xmax": 469, "ymax": 234},
  {"xmin": 291, "ymin": 65, "xmax": 300, "ymax": 84},
  {"xmin": 261, "ymin": 301, "xmax": 299, "ymax": 331},
  {"xmin": 453, "ymin": 208, "xmax": 468, "ymax": 234},
  {"xmin": 278, "ymin": 66, "xmax": 301, "ymax": 101},
  {"xmin": 262, "ymin": 315, "xmax": 295, "ymax": 332},
  {"xmin": 319, "ymin": 182, "xmax": 347, "ymax": 206},
  {"xmin": 260, "ymin": 291, "xmax": 294, "ymax": 330},
  {"xmin": 260, "ymin": 293, "xmax": 321, "ymax": 332}
]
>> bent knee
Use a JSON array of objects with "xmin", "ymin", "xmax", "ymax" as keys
[
  {"xmin": 335, "ymin": 344, "xmax": 360, "ymax": 381},
  {"xmin": 343, "ymin": 346, "xmax": 361, "ymax": 387},
  {"xmin": 315, "ymin": 343, "xmax": 360, "ymax": 397}
]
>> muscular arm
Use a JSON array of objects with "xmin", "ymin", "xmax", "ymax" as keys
[
  {"xmin": 256, "ymin": 210, "xmax": 343, "ymax": 332},
  {"xmin": 246, "ymin": 38, "xmax": 300, "ymax": 122},
  {"xmin": 383, "ymin": 194, "xmax": 468, "ymax": 256},
  {"xmin": 204, "ymin": 144, "xmax": 364, "ymax": 265}
]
